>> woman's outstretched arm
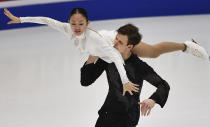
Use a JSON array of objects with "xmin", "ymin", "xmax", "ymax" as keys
[{"xmin": 4, "ymin": 8, "xmax": 70, "ymax": 34}]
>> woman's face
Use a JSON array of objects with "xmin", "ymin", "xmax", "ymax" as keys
[{"xmin": 69, "ymin": 13, "xmax": 89, "ymax": 36}]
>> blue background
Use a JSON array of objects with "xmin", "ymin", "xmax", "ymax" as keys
[{"xmin": 0, "ymin": 0, "xmax": 210, "ymax": 30}]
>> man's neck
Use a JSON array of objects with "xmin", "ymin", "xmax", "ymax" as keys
[{"xmin": 122, "ymin": 51, "xmax": 132, "ymax": 61}]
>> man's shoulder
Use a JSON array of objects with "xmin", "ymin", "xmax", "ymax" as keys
[
  {"xmin": 130, "ymin": 53, "xmax": 144, "ymax": 63},
  {"xmin": 130, "ymin": 54, "xmax": 153, "ymax": 70},
  {"xmin": 96, "ymin": 58, "xmax": 109, "ymax": 66}
]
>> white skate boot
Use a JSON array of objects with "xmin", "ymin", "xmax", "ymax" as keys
[{"xmin": 184, "ymin": 39, "xmax": 210, "ymax": 61}]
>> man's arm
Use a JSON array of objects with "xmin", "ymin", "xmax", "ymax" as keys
[
  {"xmin": 80, "ymin": 56, "xmax": 108, "ymax": 86},
  {"xmin": 137, "ymin": 60, "xmax": 170, "ymax": 116},
  {"xmin": 141, "ymin": 61, "xmax": 170, "ymax": 108},
  {"xmin": 147, "ymin": 75, "xmax": 170, "ymax": 108}
]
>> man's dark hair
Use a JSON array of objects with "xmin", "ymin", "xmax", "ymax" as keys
[{"xmin": 117, "ymin": 24, "xmax": 142, "ymax": 46}]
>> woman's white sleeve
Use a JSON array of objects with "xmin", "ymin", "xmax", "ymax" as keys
[
  {"xmin": 87, "ymin": 29, "xmax": 130, "ymax": 85},
  {"xmin": 102, "ymin": 45, "xmax": 129, "ymax": 85},
  {"xmin": 20, "ymin": 17, "xmax": 69, "ymax": 34}
]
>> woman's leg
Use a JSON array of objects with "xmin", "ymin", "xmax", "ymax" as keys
[
  {"xmin": 132, "ymin": 41, "xmax": 186, "ymax": 58},
  {"xmin": 132, "ymin": 40, "xmax": 209, "ymax": 60}
]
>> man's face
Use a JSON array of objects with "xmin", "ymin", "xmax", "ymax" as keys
[{"xmin": 114, "ymin": 33, "xmax": 132, "ymax": 54}]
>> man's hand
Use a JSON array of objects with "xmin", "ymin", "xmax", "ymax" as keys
[
  {"xmin": 85, "ymin": 55, "xmax": 99, "ymax": 65},
  {"xmin": 4, "ymin": 8, "xmax": 21, "ymax": 24},
  {"xmin": 138, "ymin": 99, "xmax": 155, "ymax": 116},
  {"xmin": 123, "ymin": 82, "xmax": 139, "ymax": 96}
]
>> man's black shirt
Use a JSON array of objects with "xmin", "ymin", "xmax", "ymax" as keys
[{"xmin": 80, "ymin": 53, "xmax": 170, "ymax": 125}]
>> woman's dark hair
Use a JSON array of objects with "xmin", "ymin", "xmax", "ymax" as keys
[
  {"xmin": 70, "ymin": 8, "xmax": 88, "ymax": 21},
  {"xmin": 117, "ymin": 24, "xmax": 142, "ymax": 46}
]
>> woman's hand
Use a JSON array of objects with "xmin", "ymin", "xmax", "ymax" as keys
[
  {"xmin": 85, "ymin": 55, "xmax": 99, "ymax": 65},
  {"xmin": 4, "ymin": 8, "xmax": 21, "ymax": 24}
]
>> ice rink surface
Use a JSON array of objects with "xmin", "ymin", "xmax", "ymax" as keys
[{"xmin": 0, "ymin": 14, "xmax": 210, "ymax": 127}]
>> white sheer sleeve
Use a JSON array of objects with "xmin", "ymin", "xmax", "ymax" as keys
[
  {"xmin": 20, "ymin": 17, "xmax": 70, "ymax": 34},
  {"xmin": 98, "ymin": 30, "xmax": 117, "ymax": 46},
  {"xmin": 87, "ymin": 29, "xmax": 129, "ymax": 85},
  {"xmin": 102, "ymin": 45, "xmax": 129, "ymax": 84}
]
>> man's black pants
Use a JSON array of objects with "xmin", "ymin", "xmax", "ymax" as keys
[{"xmin": 95, "ymin": 112, "xmax": 136, "ymax": 127}]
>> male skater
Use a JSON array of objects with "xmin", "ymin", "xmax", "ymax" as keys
[{"xmin": 80, "ymin": 24, "xmax": 170, "ymax": 127}]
